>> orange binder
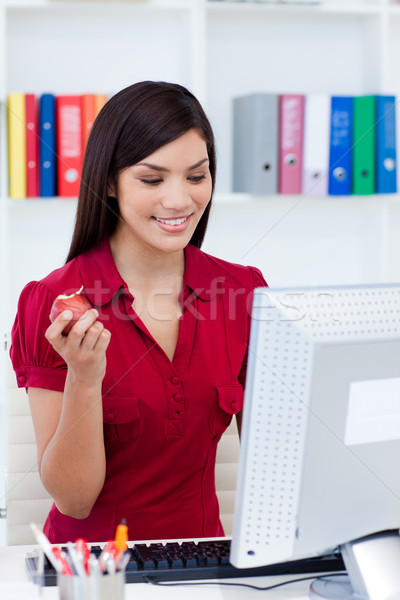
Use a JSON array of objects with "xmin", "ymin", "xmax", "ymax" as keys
[
  {"xmin": 81, "ymin": 93, "xmax": 96, "ymax": 153},
  {"xmin": 26, "ymin": 93, "xmax": 39, "ymax": 197},
  {"xmin": 56, "ymin": 95, "xmax": 83, "ymax": 197},
  {"xmin": 94, "ymin": 93, "xmax": 107, "ymax": 116}
]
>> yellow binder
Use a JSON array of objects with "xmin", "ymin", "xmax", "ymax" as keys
[{"xmin": 8, "ymin": 92, "xmax": 27, "ymax": 199}]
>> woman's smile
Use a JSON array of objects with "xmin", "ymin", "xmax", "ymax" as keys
[{"xmin": 152, "ymin": 214, "xmax": 192, "ymax": 232}]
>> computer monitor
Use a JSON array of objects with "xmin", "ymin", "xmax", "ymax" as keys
[{"xmin": 230, "ymin": 284, "xmax": 400, "ymax": 599}]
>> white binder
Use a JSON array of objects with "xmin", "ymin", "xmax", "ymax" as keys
[{"xmin": 302, "ymin": 93, "xmax": 331, "ymax": 197}]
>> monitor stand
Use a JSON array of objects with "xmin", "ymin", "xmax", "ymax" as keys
[{"xmin": 309, "ymin": 530, "xmax": 400, "ymax": 600}]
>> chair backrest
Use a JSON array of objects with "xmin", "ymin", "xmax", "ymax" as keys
[
  {"xmin": 6, "ymin": 349, "xmax": 53, "ymax": 545},
  {"xmin": 215, "ymin": 419, "xmax": 240, "ymax": 536},
  {"xmin": 6, "ymin": 337, "xmax": 239, "ymax": 543}
]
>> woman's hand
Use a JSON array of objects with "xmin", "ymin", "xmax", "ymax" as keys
[{"xmin": 45, "ymin": 308, "xmax": 111, "ymax": 385}]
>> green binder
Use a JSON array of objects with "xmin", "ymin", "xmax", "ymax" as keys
[{"xmin": 352, "ymin": 95, "xmax": 376, "ymax": 194}]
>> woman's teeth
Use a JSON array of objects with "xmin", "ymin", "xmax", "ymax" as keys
[{"xmin": 155, "ymin": 217, "xmax": 187, "ymax": 226}]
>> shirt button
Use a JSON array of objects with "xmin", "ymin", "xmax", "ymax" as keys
[
  {"xmin": 231, "ymin": 401, "xmax": 238, "ymax": 412},
  {"xmin": 170, "ymin": 376, "xmax": 180, "ymax": 385},
  {"xmin": 106, "ymin": 410, "xmax": 114, "ymax": 422},
  {"xmin": 18, "ymin": 375, "xmax": 26, "ymax": 385},
  {"xmin": 174, "ymin": 393, "xmax": 182, "ymax": 402}
]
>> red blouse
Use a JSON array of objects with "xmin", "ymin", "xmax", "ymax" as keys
[{"xmin": 10, "ymin": 239, "xmax": 267, "ymax": 543}]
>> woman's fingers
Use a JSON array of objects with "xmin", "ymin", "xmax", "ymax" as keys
[
  {"xmin": 45, "ymin": 310, "xmax": 74, "ymax": 344},
  {"xmin": 66, "ymin": 308, "xmax": 99, "ymax": 339},
  {"xmin": 45, "ymin": 308, "xmax": 100, "ymax": 352},
  {"xmin": 94, "ymin": 327, "xmax": 112, "ymax": 353},
  {"xmin": 81, "ymin": 320, "xmax": 111, "ymax": 352}
]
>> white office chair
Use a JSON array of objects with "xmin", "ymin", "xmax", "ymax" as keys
[
  {"xmin": 5, "ymin": 338, "xmax": 239, "ymax": 544},
  {"xmin": 215, "ymin": 419, "xmax": 240, "ymax": 537},
  {"xmin": 6, "ymin": 346, "xmax": 53, "ymax": 545}
]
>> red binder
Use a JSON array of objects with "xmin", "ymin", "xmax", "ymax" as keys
[
  {"xmin": 278, "ymin": 94, "xmax": 305, "ymax": 194},
  {"xmin": 56, "ymin": 95, "xmax": 83, "ymax": 197},
  {"xmin": 26, "ymin": 93, "xmax": 39, "ymax": 197}
]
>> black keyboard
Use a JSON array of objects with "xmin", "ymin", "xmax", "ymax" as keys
[{"xmin": 25, "ymin": 538, "xmax": 344, "ymax": 586}]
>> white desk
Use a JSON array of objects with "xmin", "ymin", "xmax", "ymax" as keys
[{"xmin": 0, "ymin": 545, "xmax": 326, "ymax": 599}]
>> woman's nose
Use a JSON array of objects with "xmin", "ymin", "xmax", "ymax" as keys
[{"xmin": 161, "ymin": 181, "xmax": 191, "ymax": 211}]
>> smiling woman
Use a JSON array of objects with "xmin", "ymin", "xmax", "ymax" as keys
[
  {"xmin": 110, "ymin": 130, "xmax": 212, "ymax": 258},
  {"xmin": 10, "ymin": 81, "xmax": 267, "ymax": 544},
  {"xmin": 69, "ymin": 80, "xmax": 216, "ymax": 258}
]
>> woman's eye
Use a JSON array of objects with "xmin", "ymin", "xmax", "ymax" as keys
[
  {"xmin": 141, "ymin": 178, "xmax": 162, "ymax": 185},
  {"xmin": 189, "ymin": 174, "xmax": 206, "ymax": 183}
]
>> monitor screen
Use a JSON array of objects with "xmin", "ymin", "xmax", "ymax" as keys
[{"xmin": 230, "ymin": 284, "xmax": 400, "ymax": 598}]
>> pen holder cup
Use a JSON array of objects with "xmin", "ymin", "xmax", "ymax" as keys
[{"xmin": 57, "ymin": 572, "xmax": 125, "ymax": 600}]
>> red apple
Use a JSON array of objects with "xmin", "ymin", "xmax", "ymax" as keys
[{"xmin": 49, "ymin": 286, "xmax": 92, "ymax": 334}]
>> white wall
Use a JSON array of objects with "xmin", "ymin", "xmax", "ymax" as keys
[{"xmin": 204, "ymin": 196, "xmax": 400, "ymax": 288}]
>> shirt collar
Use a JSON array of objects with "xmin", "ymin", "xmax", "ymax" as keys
[
  {"xmin": 77, "ymin": 238, "xmax": 126, "ymax": 307},
  {"xmin": 183, "ymin": 244, "xmax": 223, "ymax": 302}
]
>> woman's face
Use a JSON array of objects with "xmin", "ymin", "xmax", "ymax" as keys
[{"xmin": 112, "ymin": 129, "xmax": 212, "ymax": 256}]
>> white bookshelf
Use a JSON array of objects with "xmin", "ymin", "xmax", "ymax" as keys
[
  {"xmin": 1, "ymin": 0, "xmax": 400, "ymax": 543},
  {"xmin": 1, "ymin": 0, "xmax": 399, "ymax": 308}
]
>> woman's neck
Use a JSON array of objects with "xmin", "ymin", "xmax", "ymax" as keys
[{"xmin": 109, "ymin": 230, "xmax": 185, "ymax": 289}]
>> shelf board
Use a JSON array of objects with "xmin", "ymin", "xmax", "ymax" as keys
[
  {"xmin": 6, "ymin": 197, "xmax": 78, "ymax": 210},
  {"xmin": 213, "ymin": 192, "xmax": 400, "ymax": 204},
  {"xmin": 6, "ymin": 194, "xmax": 400, "ymax": 206},
  {"xmin": 207, "ymin": 1, "xmax": 382, "ymax": 16},
  {"xmin": 4, "ymin": 0, "xmax": 191, "ymax": 11},
  {"xmin": 5, "ymin": 194, "xmax": 78, "ymax": 206}
]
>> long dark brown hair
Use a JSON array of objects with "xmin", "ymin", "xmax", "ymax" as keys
[{"xmin": 66, "ymin": 81, "xmax": 216, "ymax": 262}]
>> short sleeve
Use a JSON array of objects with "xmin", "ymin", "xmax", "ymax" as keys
[
  {"xmin": 237, "ymin": 265, "xmax": 268, "ymax": 388},
  {"xmin": 249, "ymin": 265, "xmax": 268, "ymax": 289},
  {"xmin": 10, "ymin": 280, "xmax": 67, "ymax": 392}
]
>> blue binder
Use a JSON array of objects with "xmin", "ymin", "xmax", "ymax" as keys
[
  {"xmin": 375, "ymin": 95, "xmax": 397, "ymax": 194},
  {"xmin": 328, "ymin": 96, "xmax": 353, "ymax": 195},
  {"xmin": 39, "ymin": 93, "xmax": 56, "ymax": 197}
]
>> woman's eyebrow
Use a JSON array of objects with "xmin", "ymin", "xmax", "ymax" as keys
[
  {"xmin": 188, "ymin": 158, "xmax": 209, "ymax": 170},
  {"xmin": 135, "ymin": 158, "xmax": 209, "ymax": 172}
]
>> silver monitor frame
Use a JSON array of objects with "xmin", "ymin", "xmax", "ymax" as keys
[{"xmin": 230, "ymin": 284, "xmax": 400, "ymax": 598}]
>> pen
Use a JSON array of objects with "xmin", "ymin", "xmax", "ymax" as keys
[
  {"xmin": 117, "ymin": 550, "xmax": 131, "ymax": 573},
  {"xmin": 114, "ymin": 518, "xmax": 128, "ymax": 559},
  {"xmin": 98, "ymin": 540, "xmax": 117, "ymax": 573},
  {"xmin": 75, "ymin": 538, "xmax": 90, "ymax": 574},
  {"xmin": 30, "ymin": 523, "xmax": 63, "ymax": 574},
  {"xmin": 88, "ymin": 553, "xmax": 100, "ymax": 577},
  {"xmin": 66, "ymin": 541, "xmax": 86, "ymax": 578},
  {"xmin": 52, "ymin": 546, "xmax": 73, "ymax": 576},
  {"xmin": 105, "ymin": 557, "xmax": 116, "ymax": 575}
]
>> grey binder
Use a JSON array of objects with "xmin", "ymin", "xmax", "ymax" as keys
[{"xmin": 232, "ymin": 93, "xmax": 279, "ymax": 194}]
